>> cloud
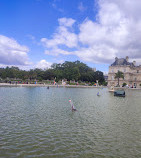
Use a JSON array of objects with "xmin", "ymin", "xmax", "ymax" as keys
[
  {"xmin": 77, "ymin": 0, "xmax": 141, "ymax": 64},
  {"xmin": 0, "ymin": 35, "xmax": 31, "ymax": 66},
  {"xmin": 41, "ymin": 27, "xmax": 77, "ymax": 49},
  {"xmin": 52, "ymin": 0, "xmax": 64, "ymax": 13},
  {"xmin": 58, "ymin": 18, "xmax": 75, "ymax": 27},
  {"xmin": 36, "ymin": 60, "xmax": 52, "ymax": 69},
  {"xmin": 44, "ymin": 48, "xmax": 71, "ymax": 56},
  {"xmin": 78, "ymin": 2, "xmax": 87, "ymax": 12},
  {"xmin": 41, "ymin": 0, "xmax": 141, "ymax": 65},
  {"xmin": 41, "ymin": 18, "xmax": 78, "ymax": 55},
  {"xmin": 26, "ymin": 34, "xmax": 40, "ymax": 45},
  {"xmin": 27, "ymin": 34, "xmax": 35, "ymax": 41}
]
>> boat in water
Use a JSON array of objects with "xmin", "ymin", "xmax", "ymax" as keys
[{"xmin": 114, "ymin": 90, "xmax": 125, "ymax": 97}]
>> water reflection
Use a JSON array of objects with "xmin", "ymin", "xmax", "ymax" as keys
[{"xmin": 0, "ymin": 87, "xmax": 141, "ymax": 157}]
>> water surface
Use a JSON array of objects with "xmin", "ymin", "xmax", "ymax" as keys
[{"xmin": 0, "ymin": 87, "xmax": 141, "ymax": 158}]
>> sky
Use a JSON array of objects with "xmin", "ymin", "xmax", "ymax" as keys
[{"xmin": 1, "ymin": 0, "xmax": 141, "ymax": 74}]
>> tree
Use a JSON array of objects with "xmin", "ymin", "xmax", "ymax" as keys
[
  {"xmin": 0, "ymin": 61, "xmax": 105, "ymax": 83},
  {"xmin": 34, "ymin": 68, "xmax": 44, "ymax": 80},
  {"xmin": 28, "ymin": 69, "xmax": 37, "ymax": 83},
  {"xmin": 43, "ymin": 69, "xmax": 55, "ymax": 80},
  {"xmin": 62, "ymin": 61, "xmax": 80, "ymax": 81},
  {"xmin": 94, "ymin": 71, "xmax": 105, "ymax": 83},
  {"xmin": 115, "ymin": 70, "xmax": 124, "ymax": 86}
]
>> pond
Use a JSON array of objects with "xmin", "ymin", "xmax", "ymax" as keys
[{"xmin": 0, "ymin": 87, "xmax": 141, "ymax": 158}]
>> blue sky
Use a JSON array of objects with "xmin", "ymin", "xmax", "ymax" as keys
[{"xmin": 0, "ymin": 0, "xmax": 141, "ymax": 73}]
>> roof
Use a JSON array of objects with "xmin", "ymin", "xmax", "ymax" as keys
[{"xmin": 111, "ymin": 58, "xmax": 134, "ymax": 66}]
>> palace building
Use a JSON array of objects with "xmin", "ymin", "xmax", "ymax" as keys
[{"xmin": 108, "ymin": 56, "xmax": 141, "ymax": 88}]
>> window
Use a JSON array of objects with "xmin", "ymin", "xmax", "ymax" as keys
[
  {"xmin": 124, "ymin": 69, "xmax": 126, "ymax": 72},
  {"xmin": 137, "ymin": 70, "xmax": 139, "ymax": 73}
]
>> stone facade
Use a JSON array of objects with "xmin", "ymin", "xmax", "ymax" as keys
[{"xmin": 108, "ymin": 56, "xmax": 141, "ymax": 88}]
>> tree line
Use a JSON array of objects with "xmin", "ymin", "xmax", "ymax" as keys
[{"xmin": 0, "ymin": 61, "xmax": 105, "ymax": 84}]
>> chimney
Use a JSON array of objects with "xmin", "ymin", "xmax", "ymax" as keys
[
  {"xmin": 115, "ymin": 57, "xmax": 118, "ymax": 61},
  {"xmin": 126, "ymin": 56, "xmax": 129, "ymax": 62},
  {"xmin": 133, "ymin": 61, "xmax": 136, "ymax": 66}
]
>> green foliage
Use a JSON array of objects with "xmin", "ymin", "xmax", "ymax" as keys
[
  {"xmin": 102, "ymin": 81, "xmax": 108, "ymax": 86},
  {"xmin": 0, "ymin": 61, "xmax": 105, "ymax": 83},
  {"xmin": 115, "ymin": 71, "xmax": 124, "ymax": 78},
  {"xmin": 115, "ymin": 70, "xmax": 124, "ymax": 86},
  {"xmin": 78, "ymin": 80, "xmax": 81, "ymax": 83},
  {"xmin": 79, "ymin": 82, "xmax": 85, "ymax": 85},
  {"xmin": 69, "ymin": 83, "xmax": 77, "ymax": 85},
  {"xmin": 122, "ymin": 83, "xmax": 127, "ymax": 87}
]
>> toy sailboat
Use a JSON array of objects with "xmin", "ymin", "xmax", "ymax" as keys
[{"xmin": 69, "ymin": 99, "xmax": 77, "ymax": 111}]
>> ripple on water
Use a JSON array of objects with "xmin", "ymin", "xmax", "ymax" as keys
[{"xmin": 0, "ymin": 87, "xmax": 141, "ymax": 157}]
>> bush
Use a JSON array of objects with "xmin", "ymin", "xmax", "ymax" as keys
[
  {"xmin": 69, "ymin": 83, "xmax": 77, "ymax": 85},
  {"xmin": 79, "ymin": 82, "xmax": 85, "ymax": 85},
  {"xmin": 78, "ymin": 80, "xmax": 81, "ymax": 83},
  {"xmin": 88, "ymin": 83, "xmax": 92, "ymax": 86},
  {"xmin": 122, "ymin": 83, "xmax": 127, "ymax": 87},
  {"xmin": 103, "ymin": 81, "xmax": 107, "ymax": 86}
]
